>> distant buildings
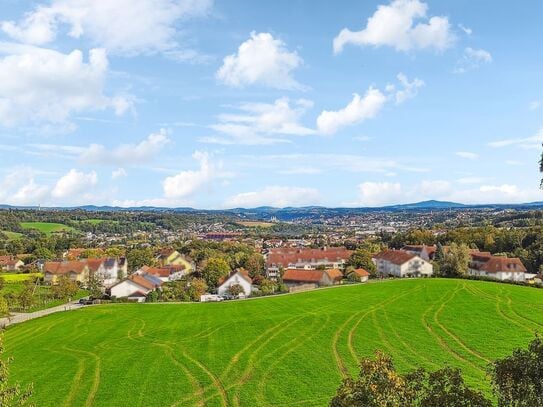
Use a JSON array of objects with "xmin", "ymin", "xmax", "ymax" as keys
[
  {"xmin": 43, "ymin": 257, "xmax": 127, "ymax": 287},
  {"xmin": 468, "ymin": 252, "xmax": 527, "ymax": 282},
  {"xmin": 217, "ymin": 269, "xmax": 253, "ymax": 297},
  {"xmin": 373, "ymin": 250, "xmax": 433, "ymax": 278},
  {"xmin": 282, "ymin": 268, "xmax": 342, "ymax": 289},
  {"xmin": 0, "ymin": 255, "xmax": 24, "ymax": 271},
  {"xmin": 110, "ymin": 273, "xmax": 162, "ymax": 302}
]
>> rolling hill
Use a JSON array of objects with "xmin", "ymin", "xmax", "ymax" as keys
[{"xmin": 4, "ymin": 279, "xmax": 543, "ymax": 406}]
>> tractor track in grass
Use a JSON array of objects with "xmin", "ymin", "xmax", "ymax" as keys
[
  {"xmin": 52, "ymin": 346, "xmax": 86, "ymax": 407},
  {"xmin": 371, "ymin": 308, "xmax": 416, "ymax": 370},
  {"xmin": 381, "ymin": 302, "xmax": 440, "ymax": 369},
  {"xmin": 63, "ymin": 346, "xmax": 102, "ymax": 407},
  {"xmin": 433, "ymin": 284, "xmax": 491, "ymax": 364},
  {"xmin": 421, "ymin": 284, "xmax": 484, "ymax": 373},
  {"xmin": 253, "ymin": 312, "xmax": 331, "ymax": 406},
  {"xmin": 345, "ymin": 285, "xmax": 424, "ymax": 366},
  {"xmin": 503, "ymin": 292, "xmax": 543, "ymax": 329}
]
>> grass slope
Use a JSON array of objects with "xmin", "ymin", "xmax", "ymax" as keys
[
  {"xmin": 5, "ymin": 279, "xmax": 543, "ymax": 407},
  {"xmin": 20, "ymin": 222, "xmax": 74, "ymax": 234}
]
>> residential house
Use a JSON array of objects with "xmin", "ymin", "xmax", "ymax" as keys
[
  {"xmin": 373, "ymin": 250, "xmax": 433, "ymax": 278},
  {"xmin": 156, "ymin": 249, "xmax": 194, "ymax": 272},
  {"xmin": 402, "ymin": 245, "xmax": 439, "ymax": 261},
  {"xmin": 468, "ymin": 253, "xmax": 527, "ymax": 282},
  {"xmin": 351, "ymin": 268, "xmax": 370, "ymax": 282},
  {"xmin": 217, "ymin": 269, "xmax": 253, "ymax": 297},
  {"xmin": 265, "ymin": 247, "xmax": 352, "ymax": 280},
  {"xmin": 137, "ymin": 264, "xmax": 187, "ymax": 282},
  {"xmin": 282, "ymin": 269, "xmax": 337, "ymax": 289},
  {"xmin": 109, "ymin": 273, "xmax": 162, "ymax": 302},
  {"xmin": 85, "ymin": 257, "xmax": 128, "ymax": 288},
  {"xmin": 0, "ymin": 255, "xmax": 24, "ymax": 271},
  {"xmin": 43, "ymin": 261, "xmax": 90, "ymax": 285}
]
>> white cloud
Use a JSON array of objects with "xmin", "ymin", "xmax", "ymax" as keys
[
  {"xmin": 458, "ymin": 24, "xmax": 472, "ymax": 35},
  {"xmin": 317, "ymin": 88, "xmax": 387, "ymax": 134},
  {"xmin": 81, "ymin": 129, "xmax": 170, "ymax": 165},
  {"xmin": 163, "ymin": 151, "xmax": 216, "ymax": 198},
  {"xmin": 333, "ymin": 0, "xmax": 454, "ymax": 53},
  {"xmin": 456, "ymin": 151, "xmax": 479, "ymax": 160},
  {"xmin": 111, "ymin": 168, "xmax": 127, "ymax": 179},
  {"xmin": 488, "ymin": 128, "xmax": 543, "ymax": 149},
  {"xmin": 356, "ymin": 182, "xmax": 403, "ymax": 206},
  {"xmin": 392, "ymin": 72, "xmax": 424, "ymax": 104},
  {"xmin": 0, "ymin": 44, "xmax": 131, "ymax": 126},
  {"xmin": 454, "ymin": 47, "xmax": 492, "ymax": 73},
  {"xmin": 0, "ymin": 168, "xmax": 48, "ymax": 205},
  {"xmin": 1, "ymin": 0, "xmax": 212, "ymax": 57},
  {"xmin": 224, "ymin": 186, "xmax": 321, "ymax": 208},
  {"xmin": 203, "ymin": 98, "xmax": 314, "ymax": 145},
  {"xmin": 216, "ymin": 32, "xmax": 303, "ymax": 90},
  {"xmin": 457, "ymin": 176, "xmax": 486, "ymax": 185},
  {"xmin": 51, "ymin": 169, "xmax": 98, "ymax": 199},
  {"xmin": 529, "ymin": 100, "xmax": 541, "ymax": 111}
]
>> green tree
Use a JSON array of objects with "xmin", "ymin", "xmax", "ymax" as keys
[
  {"xmin": 0, "ymin": 277, "xmax": 4, "ymax": 291},
  {"xmin": 201, "ymin": 257, "xmax": 231, "ymax": 288},
  {"xmin": 51, "ymin": 276, "xmax": 78, "ymax": 300},
  {"xmin": 490, "ymin": 335, "xmax": 543, "ymax": 406},
  {"xmin": 17, "ymin": 285, "xmax": 34, "ymax": 310},
  {"xmin": 188, "ymin": 278, "xmax": 208, "ymax": 301},
  {"xmin": 126, "ymin": 247, "xmax": 156, "ymax": 273},
  {"xmin": 243, "ymin": 253, "xmax": 265, "ymax": 278},
  {"xmin": 0, "ymin": 335, "xmax": 33, "ymax": 406},
  {"xmin": 146, "ymin": 290, "xmax": 159, "ymax": 303},
  {"xmin": 347, "ymin": 249, "xmax": 376, "ymax": 274},
  {"xmin": 442, "ymin": 243, "xmax": 471, "ymax": 276},
  {"xmin": 0, "ymin": 297, "xmax": 9, "ymax": 317}
]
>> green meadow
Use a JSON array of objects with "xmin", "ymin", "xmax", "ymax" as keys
[
  {"xmin": 5, "ymin": 279, "xmax": 543, "ymax": 406},
  {"xmin": 20, "ymin": 222, "xmax": 74, "ymax": 235}
]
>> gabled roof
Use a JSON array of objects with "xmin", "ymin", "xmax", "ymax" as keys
[
  {"xmin": 325, "ymin": 268, "xmax": 343, "ymax": 282},
  {"xmin": 353, "ymin": 268, "xmax": 370, "ymax": 277},
  {"xmin": 218, "ymin": 269, "xmax": 252, "ymax": 286},
  {"xmin": 373, "ymin": 250, "xmax": 417, "ymax": 265},
  {"xmin": 44, "ymin": 261, "xmax": 88, "ymax": 275},
  {"xmin": 267, "ymin": 247, "xmax": 352, "ymax": 266},
  {"xmin": 128, "ymin": 274, "xmax": 160, "ymax": 290},
  {"xmin": 282, "ymin": 269, "xmax": 325, "ymax": 283},
  {"xmin": 479, "ymin": 256, "xmax": 527, "ymax": 273}
]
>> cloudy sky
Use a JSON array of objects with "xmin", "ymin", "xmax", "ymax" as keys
[{"xmin": 0, "ymin": 0, "xmax": 541, "ymax": 208}]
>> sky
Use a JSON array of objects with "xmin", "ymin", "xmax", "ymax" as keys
[{"xmin": 0, "ymin": 0, "xmax": 541, "ymax": 208}]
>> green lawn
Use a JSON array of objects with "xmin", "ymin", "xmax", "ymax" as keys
[
  {"xmin": 20, "ymin": 222, "xmax": 74, "ymax": 235},
  {"xmin": 5, "ymin": 279, "xmax": 543, "ymax": 406},
  {"xmin": 0, "ymin": 272, "xmax": 42, "ymax": 283},
  {"xmin": 1, "ymin": 230, "xmax": 23, "ymax": 240}
]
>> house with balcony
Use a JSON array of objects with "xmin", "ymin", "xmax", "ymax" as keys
[{"xmin": 373, "ymin": 250, "xmax": 433, "ymax": 278}]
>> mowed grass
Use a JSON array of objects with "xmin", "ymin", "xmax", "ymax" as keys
[
  {"xmin": 0, "ymin": 272, "xmax": 42, "ymax": 283},
  {"xmin": 20, "ymin": 222, "xmax": 74, "ymax": 234},
  {"xmin": 5, "ymin": 279, "xmax": 543, "ymax": 407},
  {"xmin": 1, "ymin": 230, "xmax": 23, "ymax": 240}
]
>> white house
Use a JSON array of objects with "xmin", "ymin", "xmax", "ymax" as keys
[
  {"xmin": 109, "ymin": 273, "xmax": 161, "ymax": 302},
  {"xmin": 373, "ymin": 250, "xmax": 433, "ymax": 278},
  {"xmin": 86, "ymin": 257, "xmax": 128, "ymax": 288},
  {"xmin": 468, "ymin": 253, "xmax": 526, "ymax": 282},
  {"xmin": 217, "ymin": 270, "xmax": 253, "ymax": 297}
]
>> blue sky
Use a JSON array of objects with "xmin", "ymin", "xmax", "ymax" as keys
[{"xmin": 0, "ymin": 0, "xmax": 541, "ymax": 208}]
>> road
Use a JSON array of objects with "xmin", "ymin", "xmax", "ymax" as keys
[{"xmin": 0, "ymin": 301, "xmax": 85, "ymax": 328}]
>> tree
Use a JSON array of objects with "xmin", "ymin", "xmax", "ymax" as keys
[
  {"xmin": 146, "ymin": 290, "xmax": 159, "ymax": 303},
  {"xmin": 442, "ymin": 243, "xmax": 471, "ymax": 276},
  {"xmin": 258, "ymin": 278, "xmax": 275, "ymax": 295},
  {"xmin": 126, "ymin": 247, "xmax": 156, "ymax": 273},
  {"xmin": 52, "ymin": 276, "xmax": 78, "ymax": 300},
  {"xmin": 243, "ymin": 253, "xmax": 265, "ymax": 278},
  {"xmin": 0, "ymin": 335, "xmax": 33, "ymax": 406},
  {"xmin": 17, "ymin": 284, "xmax": 34, "ymax": 310},
  {"xmin": 347, "ymin": 249, "xmax": 376, "ymax": 275},
  {"xmin": 188, "ymin": 278, "xmax": 208, "ymax": 301},
  {"xmin": 331, "ymin": 352, "xmax": 491, "ymax": 407},
  {"xmin": 201, "ymin": 257, "xmax": 230, "ymax": 288},
  {"xmin": 490, "ymin": 335, "xmax": 543, "ymax": 406},
  {"xmin": 86, "ymin": 272, "xmax": 104, "ymax": 299},
  {"xmin": 228, "ymin": 284, "xmax": 244, "ymax": 297},
  {"xmin": 0, "ymin": 277, "xmax": 4, "ymax": 291}
]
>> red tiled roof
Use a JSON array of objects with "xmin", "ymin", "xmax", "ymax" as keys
[
  {"xmin": 282, "ymin": 269, "xmax": 325, "ymax": 283},
  {"xmin": 218, "ymin": 269, "xmax": 252, "ymax": 286},
  {"xmin": 44, "ymin": 261, "xmax": 88, "ymax": 275},
  {"xmin": 325, "ymin": 268, "xmax": 343, "ymax": 282},
  {"xmin": 267, "ymin": 247, "xmax": 352, "ymax": 267},
  {"xmin": 479, "ymin": 256, "xmax": 527, "ymax": 273},
  {"xmin": 145, "ymin": 267, "xmax": 171, "ymax": 278},
  {"xmin": 129, "ymin": 274, "xmax": 159, "ymax": 290},
  {"xmin": 374, "ymin": 250, "xmax": 416, "ymax": 265},
  {"xmin": 353, "ymin": 268, "xmax": 370, "ymax": 277}
]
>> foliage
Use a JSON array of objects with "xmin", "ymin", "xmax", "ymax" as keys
[
  {"xmin": 0, "ymin": 297, "xmax": 8, "ymax": 317},
  {"xmin": 51, "ymin": 276, "xmax": 79, "ymax": 300},
  {"xmin": 441, "ymin": 242, "xmax": 471, "ymax": 277},
  {"xmin": 490, "ymin": 335, "xmax": 543, "ymax": 406},
  {"xmin": 146, "ymin": 290, "xmax": 159, "ymax": 303},
  {"xmin": 201, "ymin": 257, "xmax": 231, "ymax": 288},
  {"xmin": 228, "ymin": 284, "xmax": 244, "ymax": 297},
  {"xmin": 188, "ymin": 278, "xmax": 207, "ymax": 302},
  {"xmin": 0, "ymin": 335, "xmax": 33, "ymax": 406},
  {"xmin": 126, "ymin": 248, "xmax": 156, "ymax": 273},
  {"xmin": 331, "ymin": 352, "xmax": 491, "ymax": 407},
  {"xmin": 347, "ymin": 249, "xmax": 376, "ymax": 274}
]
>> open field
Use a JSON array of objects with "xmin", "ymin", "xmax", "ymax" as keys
[
  {"xmin": 5, "ymin": 279, "xmax": 543, "ymax": 406},
  {"xmin": 0, "ymin": 272, "xmax": 42, "ymax": 283},
  {"xmin": 20, "ymin": 222, "xmax": 74, "ymax": 234},
  {"xmin": 236, "ymin": 220, "xmax": 275, "ymax": 228},
  {"xmin": 1, "ymin": 230, "xmax": 23, "ymax": 240}
]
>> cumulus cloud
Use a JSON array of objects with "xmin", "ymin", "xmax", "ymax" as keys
[
  {"xmin": 0, "ymin": 44, "xmax": 131, "ymax": 126},
  {"xmin": 111, "ymin": 168, "xmax": 127, "ymax": 179},
  {"xmin": 224, "ymin": 186, "xmax": 321, "ymax": 208},
  {"xmin": 488, "ymin": 128, "xmax": 543, "ymax": 150},
  {"xmin": 389, "ymin": 72, "xmax": 424, "ymax": 104},
  {"xmin": 456, "ymin": 151, "xmax": 479, "ymax": 160},
  {"xmin": 163, "ymin": 151, "xmax": 217, "ymax": 198},
  {"xmin": 316, "ymin": 88, "xmax": 387, "ymax": 134},
  {"xmin": 356, "ymin": 182, "xmax": 403, "ymax": 206},
  {"xmin": 81, "ymin": 129, "xmax": 170, "ymax": 165},
  {"xmin": 333, "ymin": 0, "xmax": 454, "ymax": 53},
  {"xmin": 216, "ymin": 32, "xmax": 303, "ymax": 90},
  {"xmin": 1, "ymin": 0, "xmax": 212, "ymax": 56},
  {"xmin": 51, "ymin": 169, "xmax": 98, "ymax": 199},
  {"xmin": 0, "ymin": 168, "xmax": 48, "ymax": 205},
  {"xmin": 454, "ymin": 47, "xmax": 492, "ymax": 73},
  {"xmin": 202, "ymin": 98, "xmax": 314, "ymax": 145}
]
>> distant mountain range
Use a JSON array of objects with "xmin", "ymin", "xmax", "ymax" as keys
[{"xmin": 2, "ymin": 200, "xmax": 543, "ymax": 221}]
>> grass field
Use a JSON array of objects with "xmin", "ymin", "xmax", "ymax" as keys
[
  {"xmin": 20, "ymin": 222, "xmax": 74, "ymax": 235},
  {"xmin": 1, "ymin": 230, "xmax": 23, "ymax": 240},
  {"xmin": 5, "ymin": 279, "xmax": 543, "ymax": 406},
  {"xmin": 0, "ymin": 272, "xmax": 42, "ymax": 283}
]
